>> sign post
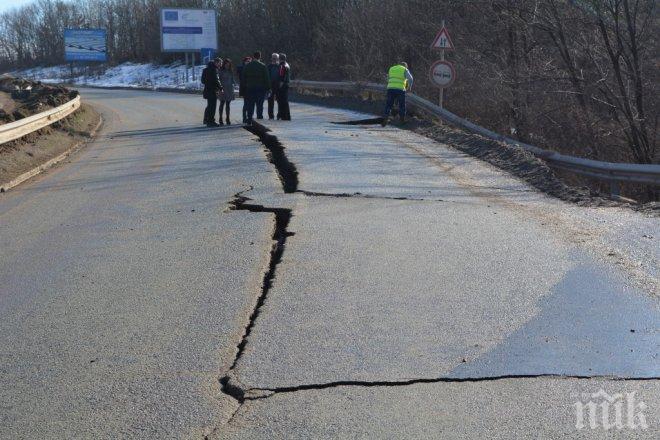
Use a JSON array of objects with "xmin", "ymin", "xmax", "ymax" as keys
[
  {"xmin": 439, "ymin": 49, "xmax": 444, "ymax": 108},
  {"xmin": 185, "ymin": 52, "xmax": 189, "ymax": 82},
  {"xmin": 430, "ymin": 20, "xmax": 455, "ymax": 108},
  {"xmin": 191, "ymin": 52, "xmax": 196, "ymax": 82}
]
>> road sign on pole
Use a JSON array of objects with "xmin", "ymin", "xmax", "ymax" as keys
[
  {"xmin": 429, "ymin": 60, "xmax": 456, "ymax": 89},
  {"xmin": 430, "ymin": 27, "xmax": 454, "ymax": 50},
  {"xmin": 201, "ymin": 48, "xmax": 216, "ymax": 64},
  {"xmin": 430, "ymin": 20, "xmax": 455, "ymax": 108}
]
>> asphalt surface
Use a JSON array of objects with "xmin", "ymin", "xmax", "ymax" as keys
[
  {"xmin": 1, "ymin": 91, "xmax": 658, "ymax": 439},
  {"xmin": 223, "ymin": 103, "xmax": 659, "ymax": 438},
  {"xmin": 0, "ymin": 89, "xmax": 279, "ymax": 438}
]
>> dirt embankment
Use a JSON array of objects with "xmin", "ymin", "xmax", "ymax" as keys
[
  {"xmin": 0, "ymin": 76, "xmax": 78, "ymax": 123},
  {"xmin": 0, "ymin": 77, "xmax": 100, "ymax": 188}
]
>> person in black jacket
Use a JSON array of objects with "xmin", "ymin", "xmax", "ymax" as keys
[
  {"xmin": 237, "ymin": 56, "xmax": 252, "ymax": 124},
  {"xmin": 267, "ymin": 53, "xmax": 280, "ymax": 119},
  {"xmin": 242, "ymin": 51, "xmax": 270, "ymax": 125},
  {"xmin": 201, "ymin": 58, "xmax": 222, "ymax": 127},
  {"xmin": 276, "ymin": 53, "xmax": 291, "ymax": 121}
]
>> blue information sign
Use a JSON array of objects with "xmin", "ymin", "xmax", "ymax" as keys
[
  {"xmin": 64, "ymin": 29, "xmax": 107, "ymax": 62},
  {"xmin": 201, "ymin": 48, "xmax": 217, "ymax": 63}
]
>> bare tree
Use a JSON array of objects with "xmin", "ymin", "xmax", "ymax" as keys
[{"xmin": 585, "ymin": 0, "xmax": 656, "ymax": 164}]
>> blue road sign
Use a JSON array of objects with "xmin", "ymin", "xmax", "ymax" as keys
[
  {"xmin": 64, "ymin": 29, "xmax": 107, "ymax": 62},
  {"xmin": 201, "ymin": 48, "xmax": 217, "ymax": 63}
]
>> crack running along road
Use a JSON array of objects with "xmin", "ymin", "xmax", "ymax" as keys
[
  {"xmin": 238, "ymin": 373, "xmax": 660, "ymax": 401},
  {"xmin": 214, "ymin": 124, "xmax": 299, "ymax": 413},
  {"xmin": 211, "ymin": 118, "xmax": 658, "ymax": 439},
  {"xmin": 219, "ymin": 122, "xmax": 659, "ymax": 395}
]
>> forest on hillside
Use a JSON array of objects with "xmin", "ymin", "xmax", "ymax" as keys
[{"xmin": 0, "ymin": 0, "xmax": 657, "ymax": 176}]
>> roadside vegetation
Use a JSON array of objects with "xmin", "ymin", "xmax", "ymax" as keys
[{"xmin": 0, "ymin": 0, "xmax": 656, "ymax": 199}]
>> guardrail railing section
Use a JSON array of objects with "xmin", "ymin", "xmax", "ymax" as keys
[
  {"xmin": 291, "ymin": 80, "xmax": 660, "ymax": 195},
  {"xmin": 0, "ymin": 95, "xmax": 81, "ymax": 145}
]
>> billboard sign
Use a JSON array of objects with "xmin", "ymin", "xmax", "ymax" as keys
[
  {"xmin": 161, "ymin": 9, "xmax": 218, "ymax": 52},
  {"xmin": 64, "ymin": 29, "xmax": 107, "ymax": 62}
]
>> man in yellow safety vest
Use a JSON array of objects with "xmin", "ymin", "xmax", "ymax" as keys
[{"xmin": 381, "ymin": 62, "xmax": 414, "ymax": 127}]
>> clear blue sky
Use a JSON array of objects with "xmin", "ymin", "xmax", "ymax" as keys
[{"xmin": 0, "ymin": 0, "xmax": 36, "ymax": 13}]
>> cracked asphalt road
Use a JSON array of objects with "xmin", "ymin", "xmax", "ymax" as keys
[
  {"xmin": 221, "ymin": 103, "xmax": 659, "ymax": 438},
  {"xmin": 0, "ymin": 89, "xmax": 279, "ymax": 438},
  {"xmin": 1, "ymin": 91, "xmax": 658, "ymax": 439}
]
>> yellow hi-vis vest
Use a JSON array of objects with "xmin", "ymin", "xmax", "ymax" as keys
[{"xmin": 387, "ymin": 64, "xmax": 407, "ymax": 90}]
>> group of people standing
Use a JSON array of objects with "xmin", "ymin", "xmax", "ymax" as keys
[{"xmin": 201, "ymin": 51, "xmax": 291, "ymax": 127}]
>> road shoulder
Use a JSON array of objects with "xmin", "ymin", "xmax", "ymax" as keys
[{"xmin": 0, "ymin": 102, "xmax": 101, "ymax": 191}]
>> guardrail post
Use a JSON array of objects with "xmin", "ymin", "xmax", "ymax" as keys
[{"xmin": 609, "ymin": 180, "xmax": 621, "ymax": 197}]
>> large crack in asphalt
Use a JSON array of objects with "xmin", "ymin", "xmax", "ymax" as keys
[
  {"xmin": 228, "ymin": 374, "xmax": 660, "ymax": 404},
  {"xmin": 332, "ymin": 117, "xmax": 384, "ymax": 125},
  {"xmin": 208, "ymin": 121, "xmax": 660, "ymax": 436},
  {"xmin": 297, "ymin": 189, "xmax": 446, "ymax": 202},
  {"xmin": 225, "ymin": 195, "xmax": 293, "ymax": 372},
  {"xmin": 208, "ymin": 125, "xmax": 298, "ymax": 437},
  {"xmin": 217, "ymin": 192, "xmax": 293, "ymax": 411},
  {"xmin": 244, "ymin": 122, "xmax": 298, "ymax": 193}
]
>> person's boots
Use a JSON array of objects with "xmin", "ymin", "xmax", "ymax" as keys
[
  {"xmin": 399, "ymin": 115, "xmax": 406, "ymax": 125},
  {"xmin": 226, "ymin": 111, "xmax": 231, "ymax": 125},
  {"xmin": 380, "ymin": 116, "xmax": 389, "ymax": 127}
]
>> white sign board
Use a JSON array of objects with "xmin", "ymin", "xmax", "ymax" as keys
[
  {"xmin": 161, "ymin": 9, "xmax": 217, "ymax": 52},
  {"xmin": 431, "ymin": 27, "xmax": 454, "ymax": 50},
  {"xmin": 429, "ymin": 60, "xmax": 456, "ymax": 88}
]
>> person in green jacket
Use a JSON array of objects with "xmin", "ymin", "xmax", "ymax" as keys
[
  {"xmin": 381, "ymin": 62, "xmax": 413, "ymax": 126},
  {"xmin": 242, "ymin": 51, "xmax": 270, "ymax": 124}
]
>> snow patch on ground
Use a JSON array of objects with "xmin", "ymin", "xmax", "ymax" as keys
[{"xmin": 14, "ymin": 62, "xmax": 203, "ymax": 90}]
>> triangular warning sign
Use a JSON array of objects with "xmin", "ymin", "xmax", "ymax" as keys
[{"xmin": 431, "ymin": 27, "xmax": 454, "ymax": 50}]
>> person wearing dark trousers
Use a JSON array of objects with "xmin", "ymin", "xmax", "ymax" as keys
[
  {"xmin": 276, "ymin": 53, "xmax": 291, "ymax": 121},
  {"xmin": 381, "ymin": 61, "xmax": 413, "ymax": 127},
  {"xmin": 237, "ymin": 56, "xmax": 251, "ymax": 123},
  {"xmin": 201, "ymin": 58, "xmax": 222, "ymax": 127},
  {"xmin": 242, "ymin": 51, "xmax": 270, "ymax": 125},
  {"xmin": 218, "ymin": 58, "xmax": 236, "ymax": 125},
  {"xmin": 267, "ymin": 53, "xmax": 280, "ymax": 119}
]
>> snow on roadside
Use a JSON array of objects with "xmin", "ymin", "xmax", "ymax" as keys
[{"xmin": 14, "ymin": 62, "xmax": 204, "ymax": 90}]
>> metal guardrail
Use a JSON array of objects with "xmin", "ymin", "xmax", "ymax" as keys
[
  {"xmin": 0, "ymin": 95, "xmax": 81, "ymax": 144},
  {"xmin": 292, "ymin": 80, "xmax": 660, "ymax": 195}
]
